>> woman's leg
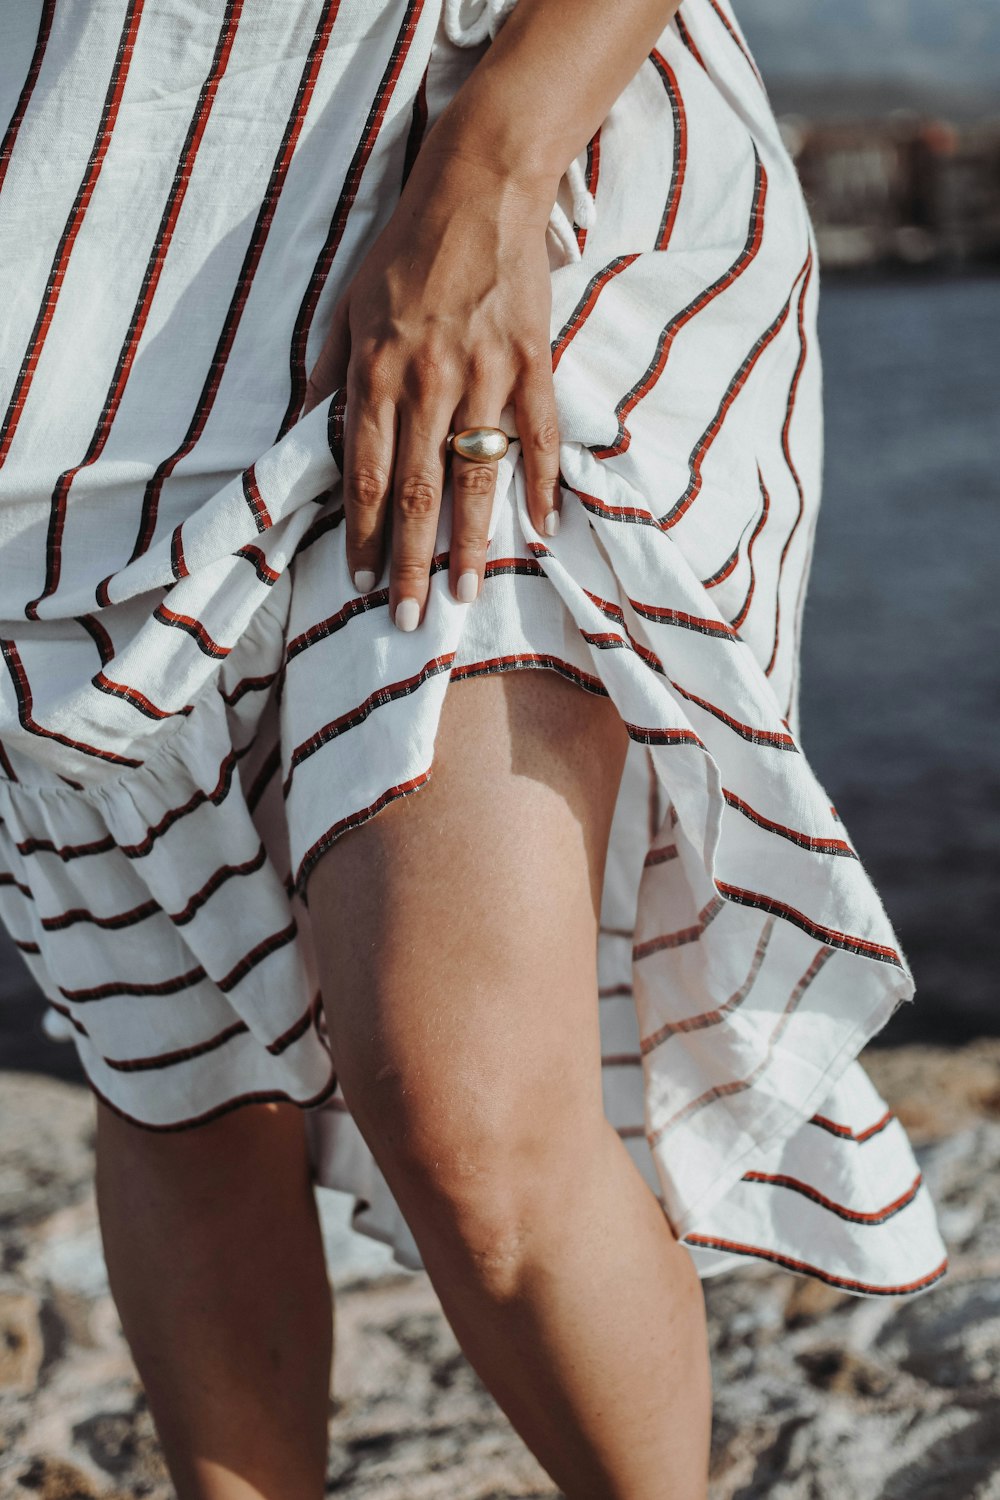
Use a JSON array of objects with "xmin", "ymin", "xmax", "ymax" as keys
[
  {"xmin": 306, "ymin": 667, "xmax": 712, "ymax": 1500},
  {"xmin": 94, "ymin": 1097, "xmax": 333, "ymax": 1500}
]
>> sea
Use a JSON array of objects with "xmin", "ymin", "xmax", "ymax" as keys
[{"xmin": 1, "ymin": 271, "xmax": 998, "ymax": 1083}]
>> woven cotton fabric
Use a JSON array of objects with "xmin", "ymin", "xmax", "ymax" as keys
[{"xmin": 0, "ymin": 0, "xmax": 948, "ymax": 1294}]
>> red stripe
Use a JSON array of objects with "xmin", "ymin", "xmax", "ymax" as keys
[
  {"xmin": 669, "ymin": 679, "xmax": 797, "ymax": 749},
  {"xmin": 0, "ymin": 740, "xmax": 19, "ymax": 781},
  {"xmin": 170, "ymin": 525, "xmax": 188, "ymax": 580},
  {"xmin": 705, "ymin": 0, "xmax": 766, "ymax": 88},
  {"xmin": 649, "ymin": 49, "xmax": 687, "ymax": 251},
  {"xmin": 551, "ymin": 254, "xmax": 640, "ymax": 374},
  {"xmin": 644, "ymin": 842, "xmax": 678, "ymax": 867},
  {"xmin": 283, "ymin": 652, "xmax": 456, "ymax": 794},
  {"xmin": 215, "ymin": 918, "xmax": 296, "ymax": 990},
  {"xmin": 118, "ymin": 748, "xmax": 239, "ymax": 859},
  {"xmin": 103, "ymin": 988, "xmax": 317, "ymax": 1073},
  {"xmin": 658, "ymin": 254, "xmax": 810, "ymax": 530},
  {"xmin": 633, "ymin": 895, "xmax": 724, "ymax": 961},
  {"xmin": 673, "ymin": 11, "xmax": 708, "ymax": 73},
  {"xmin": 120, "ymin": 0, "xmax": 343, "ymax": 569},
  {"xmin": 152, "ymin": 602, "xmax": 230, "ymax": 659},
  {"xmin": 296, "ymin": 769, "xmax": 433, "ymax": 901},
  {"xmin": 722, "ymin": 787, "xmax": 856, "ymax": 857},
  {"xmin": 242, "ymin": 465, "xmax": 272, "ymax": 533},
  {"xmin": 647, "ymin": 946, "xmax": 832, "ymax": 1147},
  {"xmin": 26, "ymin": 1, "xmax": 244, "ymax": 617},
  {"xmin": 80, "ymin": 1064, "xmax": 340, "ymax": 1133},
  {"xmin": 742, "ymin": 1168, "xmax": 923, "ymax": 1225},
  {"xmin": 105, "ymin": 1019, "xmax": 250, "ymax": 1072},
  {"xmin": 729, "ymin": 467, "xmax": 771, "ymax": 627},
  {"xmin": 10, "ymin": 750, "xmax": 237, "ymax": 866},
  {"xmin": 58, "ymin": 919, "xmax": 296, "ymax": 1005},
  {"xmin": 15, "ymin": 831, "xmax": 116, "ymax": 861},
  {"xmin": 1, "ymin": 639, "xmax": 143, "ymax": 767},
  {"xmin": 641, "ymin": 923, "xmax": 772, "ymax": 1054},
  {"xmin": 0, "ymin": 0, "xmax": 56, "ymax": 196},
  {"xmin": 42, "ymin": 897, "xmax": 160, "ymax": 933},
  {"xmin": 716, "ymin": 880, "xmax": 903, "ymax": 965},
  {"xmin": 811, "ymin": 1108, "xmax": 894, "ymax": 1143},
  {"xmin": 278, "ymin": 0, "xmax": 427, "ymax": 436},
  {"xmin": 591, "ymin": 147, "xmax": 768, "ymax": 464},
  {"xmin": 574, "ymin": 127, "xmax": 602, "ymax": 258},
  {"xmin": 683, "ymin": 1234, "xmax": 948, "ymax": 1297},
  {"xmin": 550, "ymin": 45, "xmax": 683, "ymax": 369},
  {"xmin": 285, "ymin": 552, "xmax": 540, "ymax": 663},
  {"xmin": 76, "ymin": 612, "xmax": 115, "ymax": 665},
  {"xmin": 170, "ymin": 843, "xmax": 268, "ymax": 925},
  {"xmin": 766, "ymin": 250, "xmax": 814, "ymax": 676},
  {"xmin": 60, "ymin": 963, "xmax": 207, "ymax": 1003},
  {"xmin": 583, "ymin": 584, "xmax": 738, "ymax": 641},
  {"xmin": 2, "ymin": 0, "xmax": 146, "ymax": 481},
  {"xmin": 220, "ymin": 671, "xmax": 280, "ymax": 707},
  {"xmin": 569, "ymin": 481, "xmax": 659, "ymax": 529},
  {"xmin": 92, "ymin": 670, "xmax": 193, "ymax": 722},
  {"xmin": 452, "ymin": 652, "xmax": 606, "ymax": 694},
  {"xmin": 235, "ymin": 544, "xmax": 280, "ymax": 586}
]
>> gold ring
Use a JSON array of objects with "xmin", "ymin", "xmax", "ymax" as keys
[{"xmin": 446, "ymin": 426, "xmax": 513, "ymax": 463}]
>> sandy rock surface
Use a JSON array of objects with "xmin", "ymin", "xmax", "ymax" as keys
[{"xmin": 1, "ymin": 1041, "xmax": 999, "ymax": 1499}]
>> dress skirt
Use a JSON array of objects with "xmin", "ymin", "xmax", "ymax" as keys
[{"xmin": 0, "ymin": 0, "xmax": 948, "ymax": 1294}]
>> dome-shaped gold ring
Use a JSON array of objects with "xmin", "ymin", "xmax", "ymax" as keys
[{"xmin": 446, "ymin": 426, "xmax": 513, "ymax": 463}]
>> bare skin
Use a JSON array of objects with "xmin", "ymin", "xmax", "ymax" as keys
[
  {"xmin": 305, "ymin": 667, "xmax": 713, "ymax": 1497},
  {"xmin": 95, "ymin": 1097, "xmax": 332, "ymax": 1499}
]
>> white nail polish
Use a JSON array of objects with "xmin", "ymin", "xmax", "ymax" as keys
[
  {"xmin": 395, "ymin": 597, "xmax": 420, "ymax": 632},
  {"xmin": 457, "ymin": 571, "xmax": 479, "ymax": 603},
  {"xmin": 354, "ymin": 569, "xmax": 376, "ymax": 594},
  {"xmin": 544, "ymin": 510, "xmax": 560, "ymax": 537}
]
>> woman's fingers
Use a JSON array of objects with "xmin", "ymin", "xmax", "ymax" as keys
[
  {"xmin": 342, "ymin": 359, "xmax": 396, "ymax": 594},
  {"xmin": 389, "ymin": 384, "xmax": 456, "ymax": 630},
  {"xmin": 447, "ymin": 386, "xmax": 511, "ymax": 604},
  {"xmin": 515, "ymin": 357, "xmax": 562, "ymax": 538}
]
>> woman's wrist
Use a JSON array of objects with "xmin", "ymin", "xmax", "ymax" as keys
[
  {"xmin": 411, "ymin": 113, "xmax": 565, "ymax": 229},
  {"xmin": 414, "ymin": 0, "xmax": 683, "ymax": 218}
]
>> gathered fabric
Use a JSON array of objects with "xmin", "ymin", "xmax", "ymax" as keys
[{"xmin": 0, "ymin": 0, "xmax": 947, "ymax": 1294}]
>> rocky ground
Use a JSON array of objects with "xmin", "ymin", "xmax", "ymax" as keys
[{"xmin": 1, "ymin": 1041, "xmax": 999, "ymax": 1499}]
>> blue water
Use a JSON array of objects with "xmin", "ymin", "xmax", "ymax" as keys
[
  {"xmin": 800, "ymin": 271, "xmax": 1000, "ymax": 1044},
  {"xmin": 1, "ymin": 273, "xmax": 998, "ymax": 1075}
]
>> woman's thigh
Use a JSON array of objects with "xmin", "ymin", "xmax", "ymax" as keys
[{"xmin": 303, "ymin": 666, "xmax": 631, "ymax": 1219}]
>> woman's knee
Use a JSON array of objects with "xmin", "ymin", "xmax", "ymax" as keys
[{"xmin": 338, "ymin": 1046, "xmax": 601, "ymax": 1294}]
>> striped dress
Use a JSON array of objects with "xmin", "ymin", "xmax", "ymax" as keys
[{"xmin": 0, "ymin": 0, "xmax": 948, "ymax": 1296}]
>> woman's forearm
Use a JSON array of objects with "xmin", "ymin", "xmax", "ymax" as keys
[{"xmin": 422, "ymin": 0, "xmax": 685, "ymax": 208}]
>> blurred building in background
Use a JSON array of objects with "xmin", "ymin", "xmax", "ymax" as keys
[
  {"xmin": 740, "ymin": 0, "xmax": 1000, "ymax": 268},
  {"xmin": 782, "ymin": 114, "xmax": 1000, "ymax": 269}
]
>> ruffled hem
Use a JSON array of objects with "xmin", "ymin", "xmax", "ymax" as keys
[{"xmin": 2, "ymin": 464, "xmax": 949, "ymax": 1297}]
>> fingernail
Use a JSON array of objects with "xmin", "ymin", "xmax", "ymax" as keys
[
  {"xmin": 394, "ymin": 598, "xmax": 420, "ymax": 632},
  {"xmin": 354, "ymin": 569, "xmax": 376, "ymax": 594},
  {"xmin": 544, "ymin": 510, "xmax": 560, "ymax": 537},
  {"xmin": 456, "ymin": 571, "xmax": 479, "ymax": 603}
]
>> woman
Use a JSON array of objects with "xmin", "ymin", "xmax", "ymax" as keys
[{"xmin": 0, "ymin": 0, "xmax": 948, "ymax": 1494}]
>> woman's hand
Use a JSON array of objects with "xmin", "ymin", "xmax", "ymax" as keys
[{"xmin": 301, "ymin": 146, "xmax": 563, "ymax": 631}]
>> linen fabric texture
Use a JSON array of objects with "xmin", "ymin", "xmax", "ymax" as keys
[{"xmin": 0, "ymin": 0, "xmax": 948, "ymax": 1295}]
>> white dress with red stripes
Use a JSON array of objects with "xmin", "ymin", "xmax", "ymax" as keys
[{"xmin": 0, "ymin": 0, "xmax": 948, "ymax": 1296}]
